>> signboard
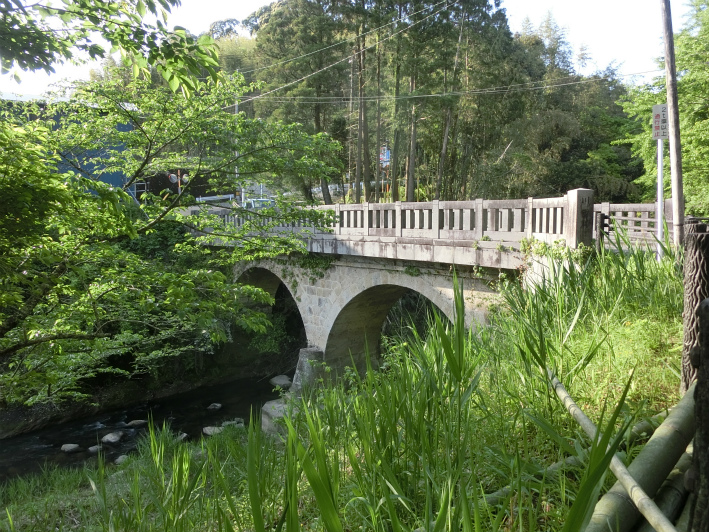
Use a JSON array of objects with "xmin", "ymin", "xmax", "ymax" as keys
[
  {"xmin": 379, "ymin": 145, "xmax": 390, "ymax": 167},
  {"xmin": 652, "ymin": 104, "xmax": 669, "ymax": 140}
]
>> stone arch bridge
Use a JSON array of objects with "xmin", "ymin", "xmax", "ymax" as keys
[
  {"xmin": 235, "ymin": 256, "xmax": 494, "ymax": 375},
  {"xmin": 226, "ymin": 189, "xmax": 595, "ymax": 379}
]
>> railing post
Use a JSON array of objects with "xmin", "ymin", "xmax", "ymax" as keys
[
  {"xmin": 487, "ymin": 206, "xmax": 497, "ymax": 233},
  {"xmin": 565, "ymin": 188, "xmax": 594, "ymax": 248},
  {"xmin": 601, "ymin": 202, "xmax": 610, "ymax": 217},
  {"xmin": 432, "ymin": 200, "xmax": 440, "ymax": 239},
  {"xmin": 526, "ymin": 197, "xmax": 534, "ymax": 239},
  {"xmin": 395, "ymin": 201, "xmax": 402, "ymax": 236},
  {"xmin": 595, "ymin": 212, "xmax": 611, "ymax": 253},
  {"xmin": 463, "ymin": 205, "xmax": 473, "ymax": 232},
  {"xmin": 333, "ymin": 203, "xmax": 341, "ymax": 236},
  {"xmin": 474, "ymin": 199, "xmax": 484, "ymax": 239},
  {"xmin": 664, "ymin": 198, "xmax": 674, "ymax": 241},
  {"xmin": 363, "ymin": 202, "xmax": 370, "ymax": 235}
]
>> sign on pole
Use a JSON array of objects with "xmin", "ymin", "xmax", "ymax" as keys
[
  {"xmin": 652, "ymin": 104, "xmax": 669, "ymax": 140},
  {"xmin": 653, "ymin": 104, "xmax": 668, "ymax": 259}
]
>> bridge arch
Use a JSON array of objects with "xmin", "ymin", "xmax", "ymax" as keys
[
  {"xmin": 234, "ymin": 257, "xmax": 492, "ymax": 377},
  {"xmin": 324, "ymin": 284, "xmax": 450, "ymax": 373},
  {"xmin": 234, "ymin": 266, "xmax": 295, "ymax": 305}
]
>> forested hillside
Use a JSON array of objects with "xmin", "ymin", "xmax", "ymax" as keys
[{"xmin": 208, "ymin": 0, "xmax": 645, "ymax": 204}]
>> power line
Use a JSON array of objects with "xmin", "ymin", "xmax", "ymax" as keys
[
  {"xmin": 236, "ymin": 2, "xmax": 452, "ymax": 106},
  {"xmin": 239, "ymin": 0, "xmax": 450, "ymax": 76},
  {"xmin": 238, "ymin": 69, "xmax": 664, "ymax": 106}
]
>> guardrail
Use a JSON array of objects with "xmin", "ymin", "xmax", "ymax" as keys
[{"xmin": 312, "ymin": 192, "xmax": 591, "ymax": 248}]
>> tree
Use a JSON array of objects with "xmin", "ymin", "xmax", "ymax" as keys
[
  {"xmin": 1, "ymin": 0, "xmax": 219, "ymax": 93},
  {"xmin": 622, "ymin": 0, "xmax": 709, "ymax": 215},
  {"xmin": 247, "ymin": 0, "xmax": 349, "ymax": 203},
  {"xmin": 462, "ymin": 16, "xmax": 642, "ymax": 201},
  {"xmin": 0, "ymin": 74, "xmax": 339, "ymax": 405},
  {"xmin": 237, "ymin": 1, "xmax": 640, "ymax": 203}
]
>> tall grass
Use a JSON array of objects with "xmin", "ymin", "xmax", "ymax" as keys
[{"xmin": 1, "ymin": 242, "xmax": 682, "ymax": 531}]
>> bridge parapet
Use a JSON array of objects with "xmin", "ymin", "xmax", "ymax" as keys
[
  {"xmin": 201, "ymin": 189, "xmax": 594, "ymax": 269},
  {"xmin": 323, "ymin": 189, "xmax": 592, "ymax": 249},
  {"xmin": 216, "ymin": 189, "xmax": 592, "ymax": 241},
  {"xmin": 594, "ymin": 200, "xmax": 674, "ymax": 246}
]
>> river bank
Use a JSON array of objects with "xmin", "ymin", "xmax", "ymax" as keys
[{"xmin": 0, "ymin": 375, "xmax": 279, "ymax": 482}]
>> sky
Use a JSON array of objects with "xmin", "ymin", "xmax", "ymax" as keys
[{"xmin": 0, "ymin": 0, "xmax": 694, "ymax": 97}]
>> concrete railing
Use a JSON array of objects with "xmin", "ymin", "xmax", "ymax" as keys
[
  {"xmin": 593, "ymin": 200, "xmax": 674, "ymax": 245},
  {"xmin": 248, "ymin": 188, "xmax": 595, "ymax": 249},
  {"xmin": 195, "ymin": 189, "xmax": 594, "ymax": 269}
]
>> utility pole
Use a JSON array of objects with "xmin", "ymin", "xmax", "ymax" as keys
[{"xmin": 661, "ymin": 0, "xmax": 684, "ymax": 246}]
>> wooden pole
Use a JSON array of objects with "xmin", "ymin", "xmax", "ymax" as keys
[{"xmin": 661, "ymin": 0, "xmax": 684, "ymax": 246}]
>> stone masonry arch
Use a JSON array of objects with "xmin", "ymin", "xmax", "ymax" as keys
[
  {"xmin": 324, "ymin": 284, "xmax": 438, "ymax": 373},
  {"xmin": 234, "ymin": 266, "xmax": 296, "ymax": 307},
  {"xmin": 233, "ymin": 255, "xmax": 495, "ymax": 376}
]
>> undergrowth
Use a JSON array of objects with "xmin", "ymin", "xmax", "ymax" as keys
[{"xmin": 1, "ymin": 241, "xmax": 683, "ymax": 531}]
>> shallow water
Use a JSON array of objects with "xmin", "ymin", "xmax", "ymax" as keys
[{"xmin": 0, "ymin": 376, "xmax": 280, "ymax": 482}]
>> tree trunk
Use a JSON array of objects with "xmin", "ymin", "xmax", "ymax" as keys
[
  {"xmin": 358, "ymin": 42, "xmax": 373, "ymax": 202},
  {"xmin": 437, "ymin": 108, "xmax": 452, "ymax": 200},
  {"xmin": 437, "ymin": 19, "xmax": 464, "ymax": 201},
  {"xmin": 314, "ymin": 98, "xmax": 333, "ymax": 205},
  {"xmin": 447, "ymin": 111, "xmax": 461, "ymax": 198},
  {"xmin": 375, "ymin": 28, "xmax": 382, "ymax": 203},
  {"xmin": 390, "ymin": 15, "xmax": 402, "ymax": 203},
  {"xmin": 693, "ymin": 294, "xmax": 709, "ymax": 532},
  {"xmin": 354, "ymin": 34, "xmax": 363, "ymax": 204},
  {"xmin": 683, "ymin": 222, "xmax": 709, "ymax": 393},
  {"xmin": 361, "ymin": 105, "xmax": 373, "ymax": 202},
  {"xmin": 391, "ymin": 129, "xmax": 400, "ymax": 202},
  {"xmin": 356, "ymin": 99, "xmax": 363, "ymax": 203},
  {"xmin": 406, "ymin": 75, "xmax": 417, "ymax": 202},
  {"xmin": 348, "ymin": 48, "xmax": 356, "ymax": 203}
]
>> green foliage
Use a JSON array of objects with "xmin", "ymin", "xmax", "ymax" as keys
[
  {"xmin": 237, "ymin": 2, "xmax": 641, "ymax": 203},
  {"xmin": 293, "ymin": 252, "xmax": 337, "ymax": 283},
  {"xmin": 1, "ymin": 0, "xmax": 219, "ymax": 94},
  {"xmin": 0, "ymin": 73, "xmax": 341, "ymax": 405},
  {"xmin": 122, "ymin": 220, "xmax": 189, "ymax": 261},
  {"xmin": 559, "ymin": 377, "xmax": 634, "ymax": 532},
  {"xmin": 1, "ymin": 240, "xmax": 681, "ymax": 530},
  {"xmin": 403, "ymin": 265, "xmax": 422, "ymax": 277},
  {"xmin": 524, "ymin": 238, "xmax": 593, "ymax": 262}
]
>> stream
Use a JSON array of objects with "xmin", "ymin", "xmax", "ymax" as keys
[{"xmin": 0, "ymin": 376, "xmax": 280, "ymax": 483}]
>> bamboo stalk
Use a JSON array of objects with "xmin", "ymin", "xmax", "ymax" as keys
[
  {"xmin": 549, "ymin": 374, "xmax": 691, "ymax": 532},
  {"xmin": 674, "ymin": 492, "xmax": 694, "ymax": 532},
  {"xmin": 636, "ymin": 447, "xmax": 693, "ymax": 532},
  {"xmin": 481, "ymin": 411, "xmax": 669, "ymax": 507},
  {"xmin": 583, "ymin": 378, "xmax": 695, "ymax": 532}
]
